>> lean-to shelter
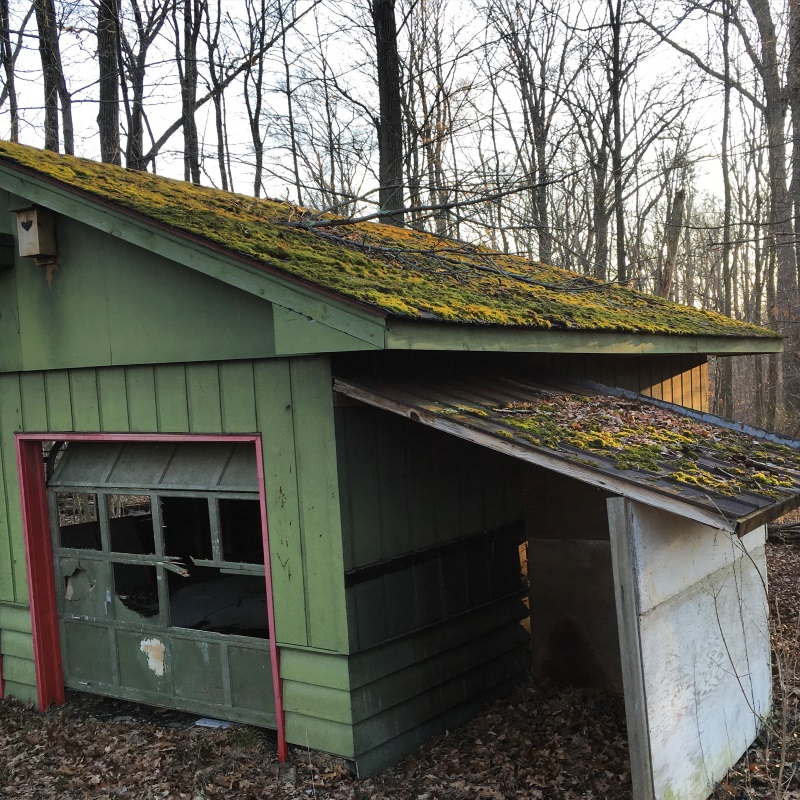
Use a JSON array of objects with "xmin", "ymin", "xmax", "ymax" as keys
[{"xmin": 0, "ymin": 140, "xmax": 791, "ymax": 799}]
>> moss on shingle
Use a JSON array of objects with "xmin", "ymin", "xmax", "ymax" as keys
[
  {"xmin": 446, "ymin": 391, "xmax": 798, "ymax": 500},
  {"xmin": 0, "ymin": 140, "xmax": 779, "ymax": 338}
]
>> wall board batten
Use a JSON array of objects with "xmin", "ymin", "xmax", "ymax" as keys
[
  {"xmin": 282, "ymin": 680, "xmax": 353, "ymax": 725},
  {"xmin": 0, "ymin": 602, "xmax": 33, "ymax": 633},
  {"xmin": 278, "ymin": 648, "xmax": 350, "ymax": 691},
  {"xmin": 352, "ymin": 642, "xmax": 528, "ymax": 752},
  {"xmin": 124, "ymin": 365, "xmax": 158, "ymax": 432},
  {"xmin": 283, "ymin": 711, "xmax": 356, "ymax": 758},
  {"xmin": 97, "ymin": 367, "xmax": 130, "ymax": 431},
  {"xmin": 69, "ymin": 370, "xmax": 101, "ymax": 431},
  {"xmin": 1, "ymin": 628, "xmax": 34, "ymax": 660},
  {"xmin": 289, "ymin": 357, "xmax": 348, "ymax": 652},
  {"xmin": 186, "ymin": 363, "xmax": 223, "ymax": 432},
  {"xmin": 153, "ymin": 364, "xmax": 190, "ymax": 432},
  {"xmin": 2, "ymin": 680, "xmax": 36, "ymax": 703},
  {"xmin": 338, "ymin": 406, "xmax": 523, "ymax": 573},
  {"xmin": 0, "ymin": 379, "xmax": 17, "ymax": 603},
  {"xmin": 220, "ymin": 361, "xmax": 258, "ymax": 432},
  {"xmin": 0, "ymin": 374, "xmax": 25, "ymax": 603},
  {"xmin": 254, "ymin": 360, "xmax": 308, "ymax": 648},
  {"xmin": 19, "ymin": 372, "xmax": 48, "ymax": 431},
  {"xmin": 608, "ymin": 498, "xmax": 770, "ymax": 800},
  {"xmin": 351, "ymin": 644, "xmax": 529, "ymax": 776},
  {"xmin": 350, "ymin": 620, "xmax": 528, "ymax": 725},
  {"xmin": 1, "ymin": 653, "xmax": 35, "ymax": 686},
  {"xmin": 44, "ymin": 371, "xmax": 73, "ymax": 431}
]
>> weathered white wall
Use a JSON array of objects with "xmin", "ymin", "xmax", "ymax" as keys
[{"xmin": 608, "ymin": 499, "xmax": 770, "ymax": 800}]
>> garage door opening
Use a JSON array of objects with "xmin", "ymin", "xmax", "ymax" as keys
[{"xmin": 15, "ymin": 433, "xmax": 286, "ymax": 761}]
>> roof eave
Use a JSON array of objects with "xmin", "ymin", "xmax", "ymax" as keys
[{"xmin": 385, "ymin": 319, "xmax": 783, "ymax": 355}]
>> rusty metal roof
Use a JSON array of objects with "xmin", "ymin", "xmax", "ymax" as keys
[{"xmin": 333, "ymin": 374, "xmax": 800, "ymax": 536}]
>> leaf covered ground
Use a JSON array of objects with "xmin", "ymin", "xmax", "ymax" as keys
[{"xmin": 2, "ymin": 536, "xmax": 800, "ymax": 800}]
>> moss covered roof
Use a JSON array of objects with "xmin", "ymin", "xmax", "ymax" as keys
[
  {"xmin": 0, "ymin": 140, "xmax": 778, "ymax": 338},
  {"xmin": 335, "ymin": 374, "xmax": 800, "ymax": 533}
]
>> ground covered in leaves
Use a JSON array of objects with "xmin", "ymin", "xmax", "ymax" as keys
[{"xmin": 3, "ymin": 535, "xmax": 800, "ymax": 799}]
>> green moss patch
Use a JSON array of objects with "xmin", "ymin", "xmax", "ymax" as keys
[
  {"xmin": 0, "ymin": 140, "xmax": 780, "ymax": 338},
  {"xmin": 440, "ymin": 390, "xmax": 800, "ymax": 502}
]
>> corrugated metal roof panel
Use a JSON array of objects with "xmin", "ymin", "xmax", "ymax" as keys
[
  {"xmin": 334, "ymin": 374, "xmax": 800, "ymax": 536},
  {"xmin": 49, "ymin": 442, "xmax": 258, "ymax": 493}
]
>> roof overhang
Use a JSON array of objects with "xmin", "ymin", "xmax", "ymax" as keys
[
  {"xmin": 385, "ymin": 320, "xmax": 784, "ymax": 356},
  {"xmin": 333, "ymin": 374, "xmax": 800, "ymax": 536}
]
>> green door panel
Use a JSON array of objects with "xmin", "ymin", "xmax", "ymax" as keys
[
  {"xmin": 229, "ymin": 644, "xmax": 275, "ymax": 715},
  {"xmin": 62, "ymin": 621, "xmax": 113, "ymax": 686},
  {"xmin": 172, "ymin": 638, "xmax": 225, "ymax": 704},
  {"xmin": 50, "ymin": 442, "xmax": 278, "ymax": 729},
  {"xmin": 117, "ymin": 629, "xmax": 171, "ymax": 693}
]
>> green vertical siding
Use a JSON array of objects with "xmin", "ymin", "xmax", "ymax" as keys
[
  {"xmin": 290, "ymin": 358, "xmax": 348, "ymax": 652},
  {"xmin": 0, "ymin": 603, "xmax": 34, "ymax": 702},
  {"xmin": 336, "ymin": 406, "xmax": 529, "ymax": 774},
  {"xmin": 0, "ymin": 357, "xmax": 351, "ymax": 753}
]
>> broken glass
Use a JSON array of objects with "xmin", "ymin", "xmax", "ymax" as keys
[
  {"xmin": 108, "ymin": 495, "xmax": 155, "ymax": 554},
  {"xmin": 113, "ymin": 562, "xmax": 159, "ymax": 621},
  {"xmin": 57, "ymin": 492, "xmax": 101, "ymax": 550},
  {"xmin": 219, "ymin": 498, "xmax": 263, "ymax": 565},
  {"xmin": 168, "ymin": 566, "xmax": 269, "ymax": 638}
]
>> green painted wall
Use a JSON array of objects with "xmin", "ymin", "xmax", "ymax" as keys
[
  {"xmin": 0, "ymin": 355, "xmax": 354, "ymax": 755},
  {"xmin": 335, "ymin": 406, "xmax": 529, "ymax": 773},
  {"xmin": 0, "ymin": 191, "xmax": 378, "ymax": 373}
]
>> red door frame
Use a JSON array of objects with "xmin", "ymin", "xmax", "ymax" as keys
[{"xmin": 14, "ymin": 431, "xmax": 287, "ymax": 761}]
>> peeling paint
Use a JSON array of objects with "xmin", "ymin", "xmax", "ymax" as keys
[{"xmin": 140, "ymin": 638, "xmax": 165, "ymax": 677}]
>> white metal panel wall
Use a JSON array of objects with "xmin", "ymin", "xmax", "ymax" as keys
[{"xmin": 608, "ymin": 499, "xmax": 770, "ymax": 800}]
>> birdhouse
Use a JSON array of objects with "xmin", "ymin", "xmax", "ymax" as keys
[{"xmin": 15, "ymin": 207, "xmax": 57, "ymax": 258}]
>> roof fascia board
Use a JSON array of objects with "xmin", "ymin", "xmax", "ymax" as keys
[
  {"xmin": 0, "ymin": 167, "xmax": 387, "ymax": 349},
  {"xmin": 385, "ymin": 320, "xmax": 783, "ymax": 355},
  {"xmin": 333, "ymin": 377, "xmax": 737, "ymax": 534}
]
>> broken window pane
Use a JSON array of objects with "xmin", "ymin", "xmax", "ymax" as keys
[
  {"xmin": 62, "ymin": 560, "xmax": 108, "ymax": 618},
  {"xmin": 219, "ymin": 499, "xmax": 263, "ymax": 565},
  {"xmin": 57, "ymin": 492, "xmax": 101, "ymax": 550},
  {"xmin": 108, "ymin": 495, "xmax": 155, "ymax": 554},
  {"xmin": 113, "ymin": 563, "xmax": 159, "ymax": 620},
  {"xmin": 168, "ymin": 567, "xmax": 269, "ymax": 638},
  {"xmin": 161, "ymin": 496, "xmax": 212, "ymax": 562}
]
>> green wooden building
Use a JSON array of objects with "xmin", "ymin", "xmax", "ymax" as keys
[{"xmin": 0, "ymin": 141, "xmax": 797, "ymax": 798}]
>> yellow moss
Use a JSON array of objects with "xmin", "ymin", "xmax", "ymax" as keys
[{"xmin": 0, "ymin": 140, "xmax": 781, "ymax": 338}]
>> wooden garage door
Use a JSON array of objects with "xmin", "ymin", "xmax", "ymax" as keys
[{"xmin": 47, "ymin": 441, "xmax": 276, "ymax": 728}]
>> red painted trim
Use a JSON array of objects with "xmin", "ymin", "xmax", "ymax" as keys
[
  {"xmin": 14, "ymin": 432, "xmax": 287, "ymax": 760},
  {"xmin": 16, "ymin": 437, "xmax": 64, "ymax": 709},
  {"xmin": 255, "ymin": 440, "xmax": 288, "ymax": 762}
]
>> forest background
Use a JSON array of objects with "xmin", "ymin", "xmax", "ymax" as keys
[{"xmin": 1, "ymin": 0, "xmax": 795, "ymax": 432}]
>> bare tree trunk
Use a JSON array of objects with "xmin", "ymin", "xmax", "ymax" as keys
[
  {"xmin": 280, "ymin": 0, "xmax": 302, "ymax": 205},
  {"xmin": 0, "ymin": 0, "xmax": 19, "ymax": 141},
  {"xmin": 34, "ymin": 0, "xmax": 61, "ymax": 151},
  {"xmin": 608, "ymin": 0, "xmax": 625, "ymax": 283},
  {"xmin": 718, "ymin": 0, "xmax": 733, "ymax": 418},
  {"xmin": 656, "ymin": 187, "xmax": 685, "ymax": 299},
  {"xmin": 97, "ymin": 0, "xmax": 121, "ymax": 165},
  {"xmin": 174, "ymin": 0, "xmax": 202, "ymax": 183},
  {"xmin": 748, "ymin": 0, "xmax": 799, "ymax": 427},
  {"xmin": 204, "ymin": 0, "xmax": 230, "ymax": 190},
  {"xmin": 372, "ymin": 0, "xmax": 405, "ymax": 226}
]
